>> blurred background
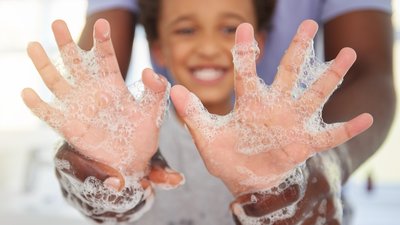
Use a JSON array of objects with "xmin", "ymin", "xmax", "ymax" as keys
[{"xmin": 0, "ymin": 1, "xmax": 399, "ymax": 224}]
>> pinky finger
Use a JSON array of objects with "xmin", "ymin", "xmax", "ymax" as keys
[
  {"xmin": 21, "ymin": 88, "xmax": 64, "ymax": 128},
  {"xmin": 313, "ymin": 113, "xmax": 373, "ymax": 151}
]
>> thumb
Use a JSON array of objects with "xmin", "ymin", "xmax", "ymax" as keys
[
  {"xmin": 148, "ymin": 166, "xmax": 185, "ymax": 189},
  {"xmin": 55, "ymin": 142, "xmax": 125, "ymax": 191},
  {"xmin": 170, "ymin": 85, "xmax": 209, "ymax": 146},
  {"xmin": 147, "ymin": 149, "xmax": 185, "ymax": 189}
]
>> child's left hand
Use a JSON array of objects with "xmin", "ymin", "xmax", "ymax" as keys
[{"xmin": 171, "ymin": 20, "xmax": 373, "ymax": 196}]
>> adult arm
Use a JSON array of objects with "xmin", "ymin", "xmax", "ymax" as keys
[
  {"xmin": 323, "ymin": 10, "xmax": 396, "ymax": 177},
  {"xmin": 79, "ymin": 9, "xmax": 137, "ymax": 79}
]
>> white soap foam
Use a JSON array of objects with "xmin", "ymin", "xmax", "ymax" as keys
[
  {"xmin": 30, "ymin": 42, "xmax": 170, "ymax": 223},
  {"xmin": 58, "ymin": 171, "xmax": 151, "ymax": 224},
  {"xmin": 35, "ymin": 43, "xmax": 170, "ymax": 175},
  {"xmin": 54, "ymin": 158, "xmax": 71, "ymax": 170},
  {"xmin": 185, "ymin": 39, "xmax": 343, "ymax": 158},
  {"xmin": 183, "ymin": 37, "xmax": 345, "ymax": 224}
]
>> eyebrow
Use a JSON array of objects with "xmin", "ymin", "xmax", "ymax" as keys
[
  {"xmin": 168, "ymin": 15, "xmax": 194, "ymax": 28},
  {"xmin": 218, "ymin": 12, "xmax": 248, "ymax": 22},
  {"xmin": 168, "ymin": 12, "xmax": 248, "ymax": 28}
]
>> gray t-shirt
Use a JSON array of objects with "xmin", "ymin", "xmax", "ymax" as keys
[{"xmin": 138, "ymin": 110, "xmax": 235, "ymax": 225}]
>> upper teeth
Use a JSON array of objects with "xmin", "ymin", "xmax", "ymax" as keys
[{"xmin": 193, "ymin": 68, "xmax": 223, "ymax": 81}]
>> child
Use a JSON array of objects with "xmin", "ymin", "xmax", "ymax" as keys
[{"xmin": 22, "ymin": 0, "xmax": 373, "ymax": 224}]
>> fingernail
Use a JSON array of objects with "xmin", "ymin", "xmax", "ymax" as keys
[
  {"xmin": 297, "ymin": 20, "xmax": 318, "ymax": 39},
  {"xmin": 95, "ymin": 19, "xmax": 110, "ymax": 42},
  {"xmin": 102, "ymin": 27, "xmax": 110, "ymax": 40},
  {"xmin": 153, "ymin": 72, "xmax": 165, "ymax": 85},
  {"xmin": 104, "ymin": 177, "xmax": 121, "ymax": 191},
  {"xmin": 27, "ymin": 42, "xmax": 35, "ymax": 49}
]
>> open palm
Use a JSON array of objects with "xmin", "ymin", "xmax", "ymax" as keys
[
  {"xmin": 171, "ymin": 21, "xmax": 373, "ymax": 196},
  {"xmin": 21, "ymin": 19, "xmax": 169, "ymax": 180}
]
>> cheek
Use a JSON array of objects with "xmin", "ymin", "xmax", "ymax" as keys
[
  {"xmin": 163, "ymin": 42, "xmax": 191, "ymax": 67},
  {"xmin": 161, "ymin": 44, "xmax": 191, "ymax": 85}
]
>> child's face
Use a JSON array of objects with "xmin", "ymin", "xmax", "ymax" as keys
[{"xmin": 152, "ymin": 0, "xmax": 264, "ymax": 112}]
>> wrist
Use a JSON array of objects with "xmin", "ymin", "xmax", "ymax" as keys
[
  {"xmin": 55, "ymin": 141, "xmax": 154, "ymax": 223},
  {"xmin": 230, "ymin": 165, "xmax": 309, "ymax": 224},
  {"xmin": 224, "ymin": 162, "xmax": 309, "ymax": 197},
  {"xmin": 230, "ymin": 152, "xmax": 345, "ymax": 225}
]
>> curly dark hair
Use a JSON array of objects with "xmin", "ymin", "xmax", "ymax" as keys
[{"xmin": 138, "ymin": 0, "xmax": 276, "ymax": 43}]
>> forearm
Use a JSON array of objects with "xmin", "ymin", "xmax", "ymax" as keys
[
  {"xmin": 323, "ymin": 10, "xmax": 396, "ymax": 175},
  {"xmin": 323, "ymin": 69, "xmax": 396, "ymax": 175}
]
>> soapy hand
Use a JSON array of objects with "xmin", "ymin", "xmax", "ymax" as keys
[
  {"xmin": 171, "ymin": 20, "xmax": 373, "ymax": 196},
  {"xmin": 21, "ymin": 19, "xmax": 182, "ymax": 190}
]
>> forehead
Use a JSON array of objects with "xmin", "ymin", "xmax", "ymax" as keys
[{"xmin": 159, "ymin": 0, "xmax": 255, "ymax": 24}]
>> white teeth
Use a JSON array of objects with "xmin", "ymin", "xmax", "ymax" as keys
[{"xmin": 193, "ymin": 68, "xmax": 223, "ymax": 81}]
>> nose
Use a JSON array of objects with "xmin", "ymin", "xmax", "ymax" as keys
[{"xmin": 195, "ymin": 32, "xmax": 222, "ymax": 58}]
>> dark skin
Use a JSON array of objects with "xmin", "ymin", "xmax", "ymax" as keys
[
  {"xmin": 79, "ymin": 9, "xmax": 136, "ymax": 79},
  {"xmin": 76, "ymin": 8, "xmax": 396, "ymax": 224},
  {"xmin": 323, "ymin": 10, "xmax": 396, "ymax": 178}
]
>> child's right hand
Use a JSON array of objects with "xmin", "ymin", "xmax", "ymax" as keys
[{"xmin": 21, "ymin": 19, "xmax": 182, "ymax": 190}]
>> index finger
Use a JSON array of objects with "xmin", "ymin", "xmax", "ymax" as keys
[{"xmin": 271, "ymin": 20, "xmax": 318, "ymax": 94}]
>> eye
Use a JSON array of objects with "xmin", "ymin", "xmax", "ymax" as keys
[
  {"xmin": 174, "ymin": 27, "xmax": 195, "ymax": 35},
  {"xmin": 221, "ymin": 26, "xmax": 237, "ymax": 35}
]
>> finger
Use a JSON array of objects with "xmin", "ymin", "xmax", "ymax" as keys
[
  {"xmin": 233, "ymin": 23, "xmax": 260, "ymax": 99},
  {"xmin": 93, "ymin": 19, "xmax": 124, "ymax": 86},
  {"xmin": 170, "ymin": 85, "xmax": 195, "ymax": 120},
  {"xmin": 231, "ymin": 184, "xmax": 301, "ymax": 217},
  {"xmin": 142, "ymin": 68, "xmax": 168, "ymax": 94},
  {"xmin": 52, "ymin": 20, "xmax": 88, "ymax": 81},
  {"xmin": 27, "ymin": 42, "xmax": 72, "ymax": 98},
  {"xmin": 272, "ymin": 20, "xmax": 318, "ymax": 94},
  {"xmin": 141, "ymin": 68, "xmax": 169, "ymax": 116},
  {"xmin": 313, "ymin": 113, "xmax": 373, "ymax": 151},
  {"xmin": 298, "ymin": 48, "xmax": 356, "ymax": 115},
  {"xmin": 21, "ymin": 88, "xmax": 64, "ymax": 126},
  {"xmin": 21, "ymin": 88, "xmax": 91, "ymax": 146},
  {"xmin": 170, "ymin": 85, "xmax": 208, "ymax": 149},
  {"xmin": 52, "ymin": 19, "xmax": 76, "ymax": 49},
  {"xmin": 93, "ymin": 19, "xmax": 115, "ymax": 57},
  {"xmin": 148, "ymin": 166, "xmax": 185, "ymax": 189},
  {"xmin": 21, "ymin": 89, "xmax": 86, "ymax": 141},
  {"xmin": 55, "ymin": 142, "xmax": 126, "ymax": 191}
]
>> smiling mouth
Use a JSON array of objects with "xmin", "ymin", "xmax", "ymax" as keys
[{"xmin": 192, "ymin": 68, "xmax": 226, "ymax": 82}]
